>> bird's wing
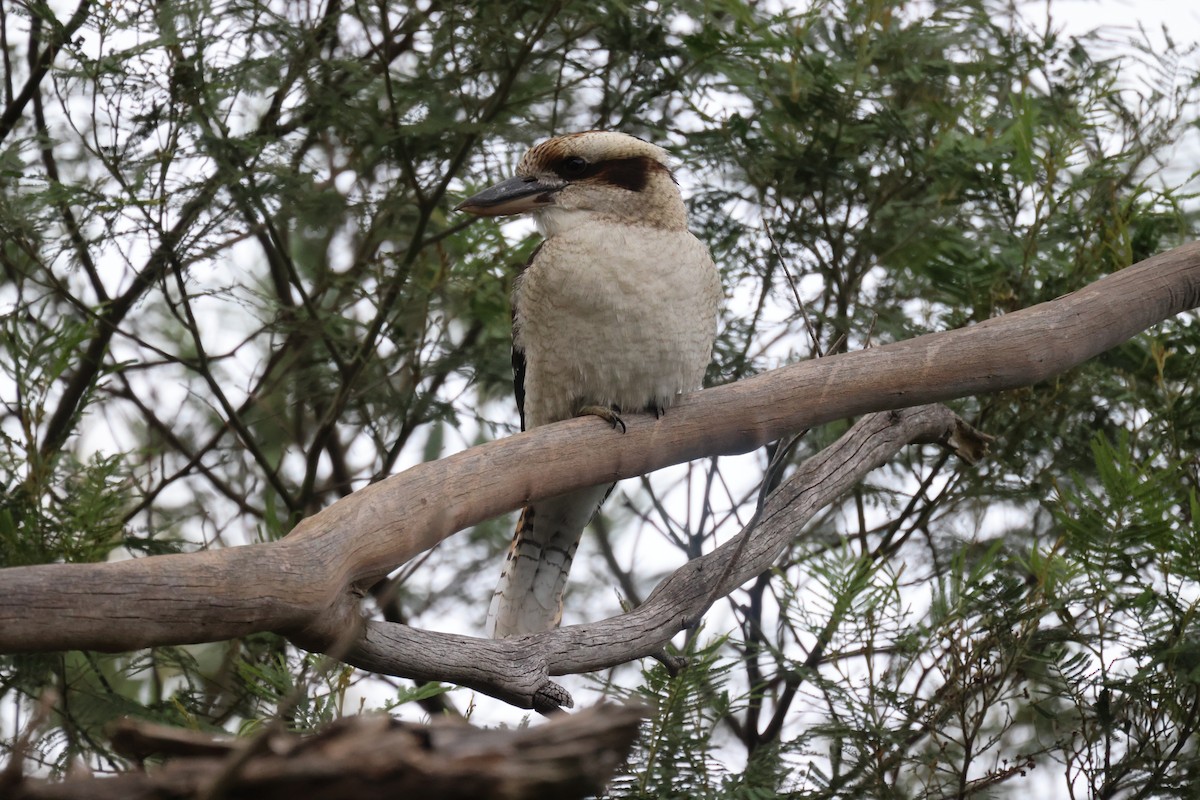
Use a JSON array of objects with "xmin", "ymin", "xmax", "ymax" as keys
[
  {"xmin": 512, "ymin": 342, "xmax": 526, "ymax": 432},
  {"xmin": 511, "ymin": 242, "xmax": 541, "ymax": 433}
]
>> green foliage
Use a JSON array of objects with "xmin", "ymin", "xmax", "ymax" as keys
[
  {"xmin": 1, "ymin": 0, "xmax": 1198, "ymax": 795},
  {"xmin": 1035, "ymin": 434, "xmax": 1200, "ymax": 797},
  {"xmin": 0, "ymin": 315, "xmax": 139, "ymax": 566},
  {"xmin": 608, "ymin": 640, "xmax": 746, "ymax": 800}
]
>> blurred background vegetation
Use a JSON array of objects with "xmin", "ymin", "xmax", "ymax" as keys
[{"xmin": 2, "ymin": 0, "xmax": 1199, "ymax": 795}]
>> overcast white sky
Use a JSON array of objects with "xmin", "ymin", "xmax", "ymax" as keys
[
  {"xmin": 1058, "ymin": 0, "xmax": 1200, "ymax": 189},
  {"xmin": 1062, "ymin": 0, "xmax": 1200, "ymax": 33}
]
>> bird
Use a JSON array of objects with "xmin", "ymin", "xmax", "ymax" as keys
[{"xmin": 457, "ymin": 131, "xmax": 721, "ymax": 639}]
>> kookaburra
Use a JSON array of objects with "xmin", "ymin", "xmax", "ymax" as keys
[{"xmin": 457, "ymin": 131, "xmax": 721, "ymax": 639}]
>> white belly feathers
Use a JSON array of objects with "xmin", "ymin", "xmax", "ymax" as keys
[{"xmin": 514, "ymin": 221, "xmax": 720, "ymax": 429}]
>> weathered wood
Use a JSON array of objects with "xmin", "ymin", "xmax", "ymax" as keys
[
  {"xmin": 5, "ymin": 704, "xmax": 646, "ymax": 800},
  {"xmin": 345, "ymin": 405, "xmax": 989, "ymax": 709},
  {"xmin": 0, "ymin": 242, "xmax": 1197, "ymax": 708}
]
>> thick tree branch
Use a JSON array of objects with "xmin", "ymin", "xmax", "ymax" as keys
[
  {"xmin": 346, "ymin": 405, "xmax": 990, "ymax": 709},
  {"xmin": 0, "ymin": 242, "xmax": 1197, "ymax": 707},
  {"xmin": 5, "ymin": 703, "xmax": 646, "ymax": 800}
]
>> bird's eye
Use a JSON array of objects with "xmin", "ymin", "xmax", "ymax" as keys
[{"xmin": 559, "ymin": 156, "xmax": 588, "ymax": 178}]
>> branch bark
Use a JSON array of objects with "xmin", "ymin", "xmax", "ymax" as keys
[
  {"xmin": 346, "ymin": 405, "xmax": 991, "ymax": 711},
  {"xmin": 4, "ymin": 703, "xmax": 646, "ymax": 800},
  {"xmin": 1, "ymin": 242, "xmax": 1198, "ymax": 708}
]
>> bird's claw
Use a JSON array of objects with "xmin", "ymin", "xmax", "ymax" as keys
[{"xmin": 576, "ymin": 404, "xmax": 626, "ymax": 433}]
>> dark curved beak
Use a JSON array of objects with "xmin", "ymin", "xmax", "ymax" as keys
[{"xmin": 455, "ymin": 175, "xmax": 563, "ymax": 217}]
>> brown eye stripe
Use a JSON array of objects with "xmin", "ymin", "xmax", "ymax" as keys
[{"xmin": 550, "ymin": 155, "xmax": 671, "ymax": 192}]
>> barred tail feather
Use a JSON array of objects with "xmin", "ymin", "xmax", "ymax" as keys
[{"xmin": 486, "ymin": 484, "xmax": 613, "ymax": 639}]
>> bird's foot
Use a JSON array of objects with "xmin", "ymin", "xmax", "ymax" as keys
[{"xmin": 576, "ymin": 404, "xmax": 626, "ymax": 434}]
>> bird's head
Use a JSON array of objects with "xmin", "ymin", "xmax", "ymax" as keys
[{"xmin": 456, "ymin": 131, "xmax": 688, "ymax": 236}]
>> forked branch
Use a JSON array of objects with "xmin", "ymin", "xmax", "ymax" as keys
[
  {"xmin": 0, "ymin": 243, "xmax": 1197, "ymax": 709},
  {"xmin": 346, "ymin": 405, "xmax": 991, "ymax": 710}
]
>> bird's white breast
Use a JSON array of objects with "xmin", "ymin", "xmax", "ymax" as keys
[{"xmin": 514, "ymin": 220, "xmax": 720, "ymax": 429}]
